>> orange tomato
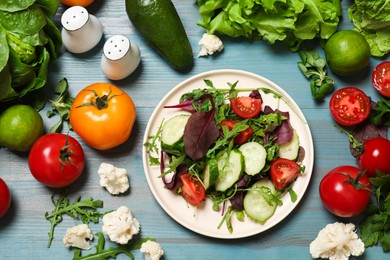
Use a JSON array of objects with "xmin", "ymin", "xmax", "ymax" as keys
[
  {"xmin": 61, "ymin": 0, "xmax": 95, "ymax": 7},
  {"xmin": 70, "ymin": 83, "xmax": 136, "ymax": 150}
]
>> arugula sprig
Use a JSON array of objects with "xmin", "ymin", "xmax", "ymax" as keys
[
  {"xmin": 45, "ymin": 192, "xmax": 104, "ymax": 248},
  {"xmin": 298, "ymin": 50, "xmax": 335, "ymax": 101},
  {"xmin": 73, "ymin": 232, "xmax": 154, "ymax": 260}
]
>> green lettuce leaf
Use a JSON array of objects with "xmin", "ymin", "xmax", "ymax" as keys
[
  {"xmin": 348, "ymin": 0, "xmax": 390, "ymax": 57},
  {"xmin": 196, "ymin": 0, "xmax": 341, "ymax": 51}
]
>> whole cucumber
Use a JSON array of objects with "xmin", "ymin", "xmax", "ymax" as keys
[{"xmin": 125, "ymin": 0, "xmax": 193, "ymax": 71}]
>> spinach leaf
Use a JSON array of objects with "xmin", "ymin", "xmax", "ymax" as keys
[{"xmin": 0, "ymin": 0, "xmax": 61, "ymax": 103}]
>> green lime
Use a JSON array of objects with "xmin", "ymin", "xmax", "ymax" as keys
[
  {"xmin": 0, "ymin": 104, "xmax": 44, "ymax": 152},
  {"xmin": 324, "ymin": 30, "xmax": 371, "ymax": 75}
]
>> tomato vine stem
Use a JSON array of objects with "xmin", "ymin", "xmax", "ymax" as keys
[{"xmin": 76, "ymin": 88, "xmax": 123, "ymax": 110}]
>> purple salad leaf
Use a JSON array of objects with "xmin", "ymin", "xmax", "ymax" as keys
[{"xmin": 183, "ymin": 94, "xmax": 219, "ymax": 161}]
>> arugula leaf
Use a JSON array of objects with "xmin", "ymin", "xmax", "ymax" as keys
[
  {"xmin": 298, "ymin": 50, "xmax": 335, "ymax": 101},
  {"xmin": 73, "ymin": 232, "xmax": 154, "ymax": 260},
  {"xmin": 45, "ymin": 192, "xmax": 104, "ymax": 248},
  {"xmin": 144, "ymin": 119, "xmax": 164, "ymax": 166},
  {"xmin": 47, "ymin": 78, "xmax": 74, "ymax": 133}
]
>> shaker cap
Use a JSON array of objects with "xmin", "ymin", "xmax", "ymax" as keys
[{"xmin": 61, "ymin": 6, "xmax": 89, "ymax": 31}]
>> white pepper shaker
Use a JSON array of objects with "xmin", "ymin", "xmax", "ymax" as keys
[
  {"xmin": 100, "ymin": 35, "xmax": 141, "ymax": 80},
  {"xmin": 61, "ymin": 6, "xmax": 103, "ymax": 54}
]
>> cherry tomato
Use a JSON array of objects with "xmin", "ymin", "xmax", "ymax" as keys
[
  {"xmin": 270, "ymin": 158, "xmax": 301, "ymax": 190},
  {"xmin": 319, "ymin": 166, "xmax": 371, "ymax": 218},
  {"xmin": 329, "ymin": 87, "xmax": 371, "ymax": 126},
  {"xmin": 61, "ymin": 0, "xmax": 95, "ymax": 7},
  {"xmin": 372, "ymin": 62, "xmax": 390, "ymax": 97},
  {"xmin": 220, "ymin": 120, "xmax": 253, "ymax": 145},
  {"xmin": 70, "ymin": 83, "xmax": 136, "ymax": 150},
  {"xmin": 230, "ymin": 96, "xmax": 262, "ymax": 118},
  {"xmin": 358, "ymin": 138, "xmax": 390, "ymax": 177},
  {"xmin": 0, "ymin": 178, "xmax": 11, "ymax": 218},
  {"xmin": 28, "ymin": 133, "xmax": 85, "ymax": 188},
  {"xmin": 179, "ymin": 173, "xmax": 206, "ymax": 206}
]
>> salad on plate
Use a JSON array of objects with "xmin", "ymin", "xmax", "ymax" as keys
[{"xmin": 143, "ymin": 70, "xmax": 313, "ymax": 238}]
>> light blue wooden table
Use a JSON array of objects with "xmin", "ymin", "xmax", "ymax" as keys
[{"xmin": 0, "ymin": 1, "xmax": 388, "ymax": 259}]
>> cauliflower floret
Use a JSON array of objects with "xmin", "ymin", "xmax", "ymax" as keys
[
  {"xmin": 102, "ymin": 206, "xmax": 140, "ymax": 244},
  {"xmin": 63, "ymin": 224, "xmax": 93, "ymax": 250},
  {"xmin": 140, "ymin": 240, "xmax": 164, "ymax": 260},
  {"xmin": 198, "ymin": 33, "xmax": 224, "ymax": 57},
  {"xmin": 310, "ymin": 222, "xmax": 365, "ymax": 260},
  {"xmin": 98, "ymin": 163, "xmax": 130, "ymax": 195}
]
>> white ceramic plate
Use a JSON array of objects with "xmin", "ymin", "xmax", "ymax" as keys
[{"xmin": 142, "ymin": 69, "xmax": 314, "ymax": 239}]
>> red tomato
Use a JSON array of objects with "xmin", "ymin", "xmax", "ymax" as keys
[
  {"xmin": 319, "ymin": 166, "xmax": 371, "ymax": 218},
  {"xmin": 230, "ymin": 96, "xmax": 262, "ymax": 118},
  {"xmin": 329, "ymin": 87, "xmax": 371, "ymax": 126},
  {"xmin": 0, "ymin": 178, "xmax": 11, "ymax": 218},
  {"xmin": 270, "ymin": 158, "xmax": 301, "ymax": 190},
  {"xmin": 220, "ymin": 120, "xmax": 253, "ymax": 145},
  {"xmin": 372, "ymin": 62, "xmax": 390, "ymax": 97},
  {"xmin": 28, "ymin": 133, "xmax": 85, "ymax": 188},
  {"xmin": 179, "ymin": 173, "xmax": 206, "ymax": 206},
  {"xmin": 358, "ymin": 138, "xmax": 390, "ymax": 177}
]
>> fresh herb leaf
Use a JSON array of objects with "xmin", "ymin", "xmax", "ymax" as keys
[
  {"xmin": 298, "ymin": 50, "xmax": 335, "ymax": 101},
  {"xmin": 360, "ymin": 173, "xmax": 390, "ymax": 251},
  {"xmin": 73, "ymin": 232, "xmax": 154, "ymax": 260},
  {"xmin": 47, "ymin": 78, "xmax": 74, "ymax": 133},
  {"xmin": 371, "ymin": 98, "xmax": 390, "ymax": 127},
  {"xmin": 45, "ymin": 192, "xmax": 104, "ymax": 248},
  {"xmin": 144, "ymin": 119, "xmax": 164, "ymax": 166}
]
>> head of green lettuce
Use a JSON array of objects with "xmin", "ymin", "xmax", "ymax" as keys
[{"xmin": 0, "ymin": 0, "xmax": 62, "ymax": 102}]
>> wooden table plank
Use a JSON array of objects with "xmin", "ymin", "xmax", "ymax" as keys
[{"xmin": 0, "ymin": 1, "xmax": 387, "ymax": 259}]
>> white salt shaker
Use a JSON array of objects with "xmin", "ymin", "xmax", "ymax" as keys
[
  {"xmin": 100, "ymin": 35, "xmax": 141, "ymax": 80},
  {"xmin": 61, "ymin": 6, "xmax": 103, "ymax": 54}
]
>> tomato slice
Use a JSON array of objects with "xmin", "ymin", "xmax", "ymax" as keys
[
  {"xmin": 179, "ymin": 173, "xmax": 206, "ymax": 206},
  {"xmin": 329, "ymin": 87, "xmax": 371, "ymax": 126},
  {"xmin": 230, "ymin": 96, "xmax": 262, "ymax": 118},
  {"xmin": 372, "ymin": 61, "xmax": 390, "ymax": 97},
  {"xmin": 270, "ymin": 158, "xmax": 301, "ymax": 190},
  {"xmin": 220, "ymin": 120, "xmax": 253, "ymax": 145}
]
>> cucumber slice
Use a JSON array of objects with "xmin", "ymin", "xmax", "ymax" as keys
[
  {"xmin": 239, "ymin": 142, "xmax": 267, "ymax": 176},
  {"xmin": 215, "ymin": 150, "xmax": 244, "ymax": 192},
  {"xmin": 202, "ymin": 158, "xmax": 219, "ymax": 190},
  {"xmin": 161, "ymin": 114, "xmax": 190, "ymax": 154},
  {"xmin": 278, "ymin": 129, "xmax": 300, "ymax": 160},
  {"xmin": 244, "ymin": 179, "xmax": 277, "ymax": 223}
]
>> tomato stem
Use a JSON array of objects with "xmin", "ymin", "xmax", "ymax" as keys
[
  {"xmin": 76, "ymin": 88, "xmax": 123, "ymax": 110},
  {"xmin": 59, "ymin": 135, "xmax": 76, "ymax": 173},
  {"xmin": 338, "ymin": 171, "xmax": 371, "ymax": 192}
]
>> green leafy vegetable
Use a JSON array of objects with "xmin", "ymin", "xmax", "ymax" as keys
[
  {"xmin": 371, "ymin": 98, "xmax": 390, "ymax": 127},
  {"xmin": 0, "ymin": 0, "xmax": 61, "ymax": 102},
  {"xmin": 45, "ymin": 192, "xmax": 104, "ymax": 248},
  {"xmin": 73, "ymin": 232, "xmax": 154, "ymax": 260},
  {"xmin": 298, "ymin": 50, "xmax": 335, "ymax": 101},
  {"xmin": 359, "ymin": 173, "xmax": 390, "ymax": 251},
  {"xmin": 348, "ymin": 0, "xmax": 390, "ymax": 57},
  {"xmin": 196, "ymin": 0, "xmax": 342, "ymax": 51},
  {"xmin": 47, "ymin": 78, "xmax": 75, "ymax": 133}
]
